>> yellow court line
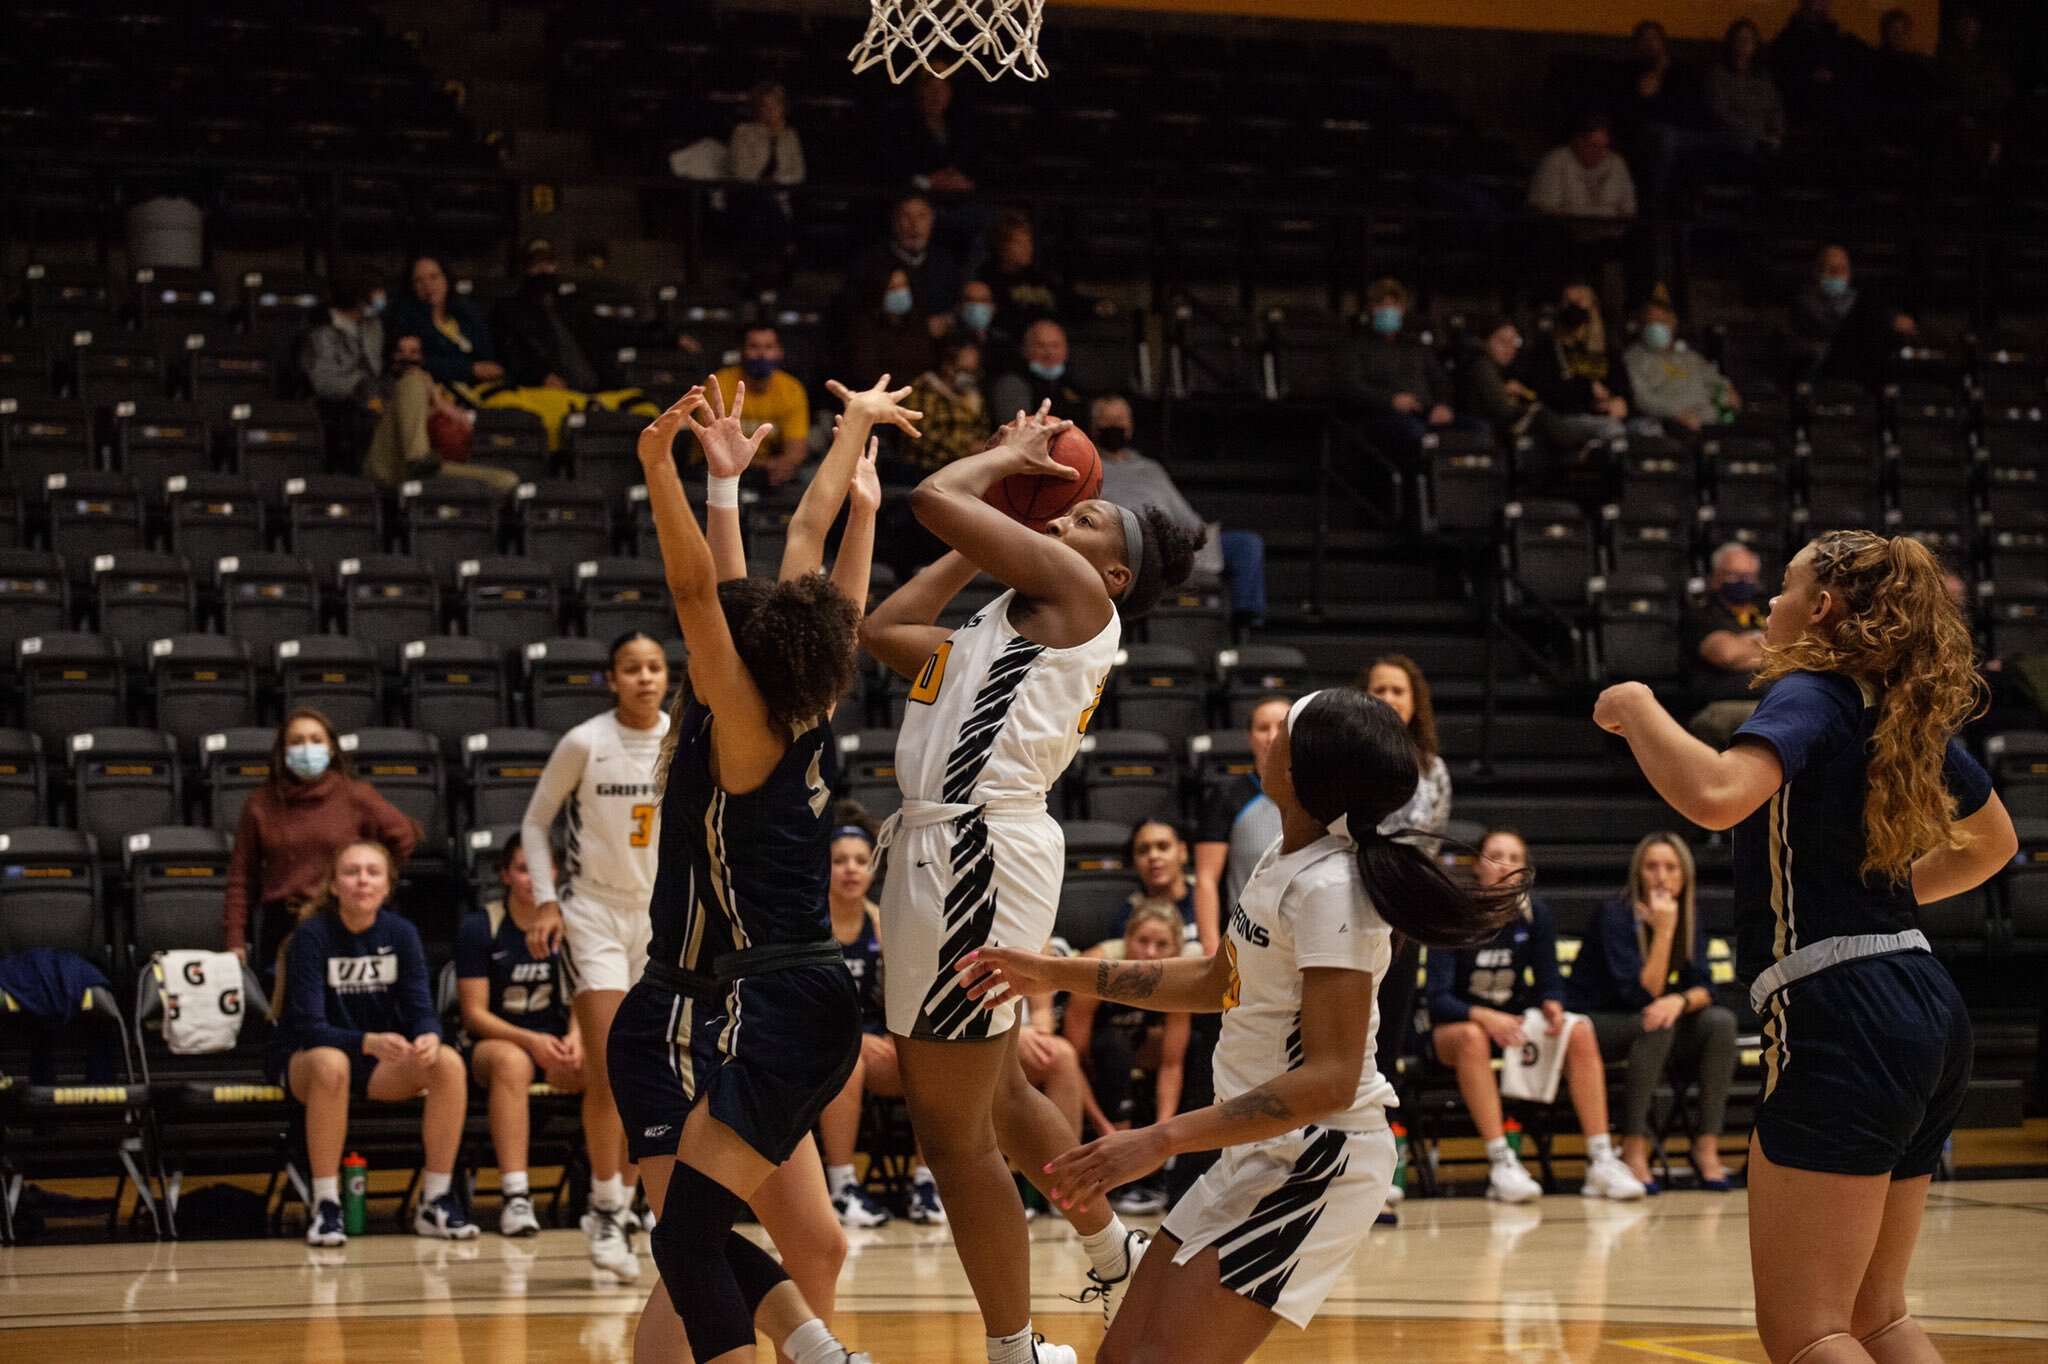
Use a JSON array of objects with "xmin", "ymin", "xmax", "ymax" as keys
[{"xmin": 1610, "ymin": 1333, "xmax": 1758, "ymax": 1363}]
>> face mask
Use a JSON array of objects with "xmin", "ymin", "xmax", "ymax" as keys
[
  {"xmin": 1371, "ymin": 305, "xmax": 1404, "ymax": 337},
  {"xmin": 882, "ymin": 287, "xmax": 914, "ymax": 317},
  {"xmin": 1642, "ymin": 321, "xmax": 1674, "ymax": 350},
  {"xmin": 741, "ymin": 356, "xmax": 776, "ymax": 381},
  {"xmin": 960, "ymin": 300, "xmax": 995, "ymax": 332},
  {"xmin": 951, "ymin": 371, "xmax": 978, "ymax": 393},
  {"xmin": 1093, "ymin": 426, "xmax": 1131, "ymax": 451},
  {"xmin": 365, "ymin": 293, "xmax": 386, "ymax": 317},
  {"xmin": 1557, "ymin": 303, "xmax": 1592, "ymax": 333},
  {"xmin": 1029, "ymin": 360, "xmax": 1066, "ymax": 383},
  {"xmin": 286, "ymin": 742, "xmax": 331, "ymax": 780},
  {"xmin": 1720, "ymin": 579, "xmax": 1759, "ymax": 605},
  {"xmin": 1819, "ymin": 275, "xmax": 1850, "ymax": 299}
]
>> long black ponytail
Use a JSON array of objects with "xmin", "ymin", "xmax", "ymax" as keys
[{"xmin": 1288, "ymin": 689, "xmax": 1527, "ymax": 949}]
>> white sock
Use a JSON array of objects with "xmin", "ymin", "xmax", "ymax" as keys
[
  {"xmin": 591, "ymin": 1174, "xmax": 626, "ymax": 1211},
  {"xmin": 501, "ymin": 1170, "xmax": 529, "ymax": 1197},
  {"xmin": 1485, "ymin": 1136, "xmax": 1513, "ymax": 1165},
  {"xmin": 422, "ymin": 1170, "xmax": 452, "ymax": 1203},
  {"xmin": 827, "ymin": 1163, "xmax": 857, "ymax": 1198},
  {"xmin": 912, "ymin": 1162, "xmax": 935, "ymax": 1186},
  {"xmin": 1078, "ymin": 1214, "xmax": 1132, "ymax": 1278},
  {"xmin": 313, "ymin": 1176, "xmax": 339, "ymax": 1207},
  {"xmin": 785, "ymin": 1318, "xmax": 847, "ymax": 1364},
  {"xmin": 988, "ymin": 1322, "xmax": 1038, "ymax": 1364},
  {"xmin": 1586, "ymin": 1133, "xmax": 1615, "ymax": 1163}
]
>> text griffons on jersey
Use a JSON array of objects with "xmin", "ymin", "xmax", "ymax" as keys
[
  {"xmin": 893, "ymin": 590, "xmax": 1119, "ymax": 806},
  {"xmin": 456, "ymin": 903, "xmax": 572, "ymax": 1041},
  {"xmin": 647, "ymin": 700, "xmax": 836, "ymax": 974}
]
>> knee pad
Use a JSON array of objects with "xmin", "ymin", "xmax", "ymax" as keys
[
  {"xmin": 652, "ymin": 1163, "xmax": 755, "ymax": 1363},
  {"xmin": 1858, "ymin": 1315, "xmax": 1911, "ymax": 1346},
  {"xmin": 1787, "ymin": 1333, "xmax": 1853, "ymax": 1364},
  {"xmin": 725, "ymin": 1229, "xmax": 791, "ymax": 1315}
]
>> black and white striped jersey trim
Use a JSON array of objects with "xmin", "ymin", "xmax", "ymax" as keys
[
  {"xmin": 914, "ymin": 809, "xmax": 1001, "ymax": 1041},
  {"xmin": 1214, "ymin": 1125, "xmax": 1351, "ymax": 1310},
  {"xmin": 941, "ymin": 636, "xmax": 1045, "ymax": 804}
]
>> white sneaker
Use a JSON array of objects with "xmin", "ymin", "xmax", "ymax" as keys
[
  {"xmin": 833, "ymin": 1186, "xmax": 893, "ymax": 1229},
  {"xmin": 305, "ymin": 1199, "xmax": 346, "ymax": 1247},
  {"xmin": 583, "ymin": 1205, "xmax": 641, "ymax": 1281},
  {"xmin": 1383, "ymin": 1179, "xmax": 1405, "ymax": 1205},
  {"xmin": 499, "ymin": 1193, "xmax": 541, "ymax": 1238},
  {"xmin": 1033, "ymin": 1340, "xmax": 1080, "ymax": 1364},
  {"xmin": 415, "ymin": 1192, "xmax": 482, "ymax": 1240},
  {"xmin": 1581, "ymin": 1155, "xmax": 1648, "ymax": 1201},
  {"xmin": 908, "ymin": 1175, "xmax": 946, "ymax": 1226},
  {"xmin": 1486, "ymin": 1158, "xmax": 1544, "ymax": 1205},
  {"xmin": 1075, "ymin": 1226, "xmax": 1151, "ymax": 1327}
]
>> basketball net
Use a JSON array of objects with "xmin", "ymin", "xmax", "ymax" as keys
[{"xmin": 849, "ymin": 0, "xmax": 1048, "ymax": 83}]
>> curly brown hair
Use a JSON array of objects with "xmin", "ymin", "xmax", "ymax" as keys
[
  {"xmin": 1357, "ymin": 654, "xmax": 1440, "ymax": 763},
  {"xmin": 1755, "ymin": 531, "xmax": 1988, "ymax": 884}
]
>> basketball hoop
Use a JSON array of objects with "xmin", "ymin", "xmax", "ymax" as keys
[{"xmin": 849, "ymin": 0, "xmax": 1048, "ymax": 83}]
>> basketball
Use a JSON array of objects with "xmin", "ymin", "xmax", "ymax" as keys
[{"xmin": 983, "ymin": 426, "xmax": 1102, "ymax": 531}]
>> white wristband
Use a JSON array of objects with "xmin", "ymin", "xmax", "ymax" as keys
[{"xmin": 706, "ymin": 474, "xmax": 741, "ymax": 509}]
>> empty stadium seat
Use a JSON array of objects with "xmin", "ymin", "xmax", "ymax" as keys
[
  {"xmin": 1054, "ymin": 820, "xmax": 1139, "ymax": 950},
  {"xmin": 148, "ymin": 634, "xmax": 257, "ymax": 748},
  {"xmin": 200, "ymin": 727, "xmax": 275, "ymax": 834},
  {"xmin": 458, "ymin": 556, "xmax": 561, "ymax": 649},
  {"xmin": 1217, "ymin": 644, "xmax": 1307, "ymax": 725},
  {"xmin": 67, "ymin": 727, "xmax": 180, "ymax": 859},
  {"xmin": 463, "ymin": 728, "xmax": 560, "ymax": 830},
  {"xmin": 1588, "ymin": 573, "xmax": 1683, "ymax": 681},
  {"xmin": 1076, "ymin": 730, "xmax": 1178, "ymax": 825},
  {"xmin": 285, "ymin": 475, "xmax": 385, "ymax": 562},
  {"xmin": 515, "ymin": 481, "xmax": 614, "ymax": 583},
  {"xmin": 1418, "ymin": 428, "xmax": 1505, "ymax": 534},
  {"xmin": 524, "ymin": 638, "xmax": 617, "ymax": 732},
  {"xmin": 836, "ymin": 729, "xmax": 905, "ymax": 823},
  {"xmin": 338, "ymin": 727, "xmax": 450, "ymax": 866},
  {"xmin": 461, "ymin": 823, "xmax": 524, "ymax": 909},
  {"xmin": 338, "ymin": 554, "xmax": 440, "ymax": 667},
  {"xmin": 1985, "ymin": 732, "xmax": 2048, "ymax": 839},
  {"xmin": 216, "ymin": 552, "xmax": 320, "ymax": 657},
  {"xmin": 19, "ymin": 632, "xmax": 125, "ymax": 751},
  {"xmin": 276, "ymin": 635, "xmax": 384, "ymax": 735},
  {"xmin": 0, "ymin": 549, "xmax": 72, "ymax": 651},
  {"xmin": 1982, "ymin": 578, "xmax": 2048, "ymax": 659},
  {"xmin": 1110, "ymin": 644, "xmax": 1206, "ymax": 750},
  {"xmin": 125, "ymin": 826, "xmax": 234, "ymax": 960},
  {"xmin": 164, "ymin": 473, "xmax": 266, "ymax": 564},
  {"xmin": 575, "ymin": 556, "xmax": 675, "ymax": 641},
  {"xmin": 401, "ymin": 637, "xmax": 511, "ymax": 753},
  {"xmin": 91, "ymin": 551, "xmax": 195, "ymax": 658},
  {"xmin": 221, "ymin": 400, "xmax": 323, "ymax": 485},
  {"xmin": 105, "ymin": 399, "xmax": 211, "ymax": 485},
  {"xmin": 1503, "ymin": 498, "xmax": 1593, "ymax": 606},
  {"xmin": 0, "ymin": 395, "xmax": 92, "ymax": 492},
  {"xmin": 0, "ymin": 827, "xmax": 104, "ymax": 964},
  {"xmin": 1140, "ymin": 584, "xmax": 1230, "ymax": 659},
  {"xmin": 0, "ymin": 728, "xmax": 48, "ymax": 829},
  {"xmin": 562, "ymin": 407, "xmax": 644, "ymax": 502},
  {"xmin": 46, "ymin": 471, "xmax": 145, "ymax": 569}
]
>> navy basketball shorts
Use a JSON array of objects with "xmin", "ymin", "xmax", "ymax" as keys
[
  {"xmin": 609, "ymin": 964, "xmax": 862, "ymax": 1167},
  {"xmin": 1755, "ymin": 950, "xmax": 1972, "ymax": 1179},
  {"xmin": 271, "ymin": 1047, "xmax": 379, "ymax": 1100}
]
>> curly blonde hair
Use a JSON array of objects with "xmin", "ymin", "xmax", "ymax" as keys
[{"xmin": 1754, "ymin": 531, "xmax": 1987, "ymax": 884}]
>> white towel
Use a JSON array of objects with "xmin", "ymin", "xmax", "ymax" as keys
[
  {"xmin": 157, "ymin": 950, "xmax": 247, "ymax": 1055},
  {"xmin": 1499, "ymin": 1007, "xmax": 1583, "ymax": 1105}
]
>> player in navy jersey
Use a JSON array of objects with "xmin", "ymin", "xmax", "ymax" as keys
[
  {"xmin": 607, "ymin": 374, "xmax": 915, "ymax": 1364},
  {"xmin": 455, "ymin": 842, "xmax": 582, "ymax": 1237},
  {"xmin": 1596, "ymin": 530, "xmax": 2017, "ymax": 1364}
]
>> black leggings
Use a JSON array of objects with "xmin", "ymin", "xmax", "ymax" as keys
[{"xmin": 1088, "ymin": 1016, "xmax": 1157, "ymax": 1126}]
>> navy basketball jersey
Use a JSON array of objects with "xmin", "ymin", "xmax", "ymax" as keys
[
  {"xmin": 647, "ymin": 700, "xmax": 836, "ymax": 972},
  {"xmin": 836, "ymin": 905, "xmax": 886, "ymax": 1031},
  {"xmin": 455, "ymin": 904, "xmax": 572, "ymax": 1040}
]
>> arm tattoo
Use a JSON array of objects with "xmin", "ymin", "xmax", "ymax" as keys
[
  {"xmin": 1095, "ymin": 959, "xmax": 1164, "ymax": 1002},
  {"xmin": 1218, "ymin": 1086, "xmax": 1292, "ymax": 1122}
]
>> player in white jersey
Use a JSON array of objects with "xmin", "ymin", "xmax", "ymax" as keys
[
  {"xmin": 521, "ymin": 629, "xmax": 670, "ymax": 1280},
  {"xmin": 860, "ymin": 406, "xmax": 1206, "ymax": 1364},
  {"xmin": 959, "ymin": 688, "xmax": 1526, "ymax": 1363}
]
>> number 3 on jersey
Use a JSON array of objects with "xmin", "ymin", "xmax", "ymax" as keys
[
  {"xmin": 908, "ymin": 641, "xmax": 952, "ymax": 706},
  {"xmin": 629, "ymin": 804, "xmax": 656, "ymax": 848}
]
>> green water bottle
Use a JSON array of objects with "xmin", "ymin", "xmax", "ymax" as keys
[
  {"xmin": 1390, "ymin": 1123, "xmax": 1409, "ymax": 1194},
  {"xmin": 1504, "ymin": 1117, "xmax": 1524, "ymax": 1158},
  {"xmin": 342, "ymin": 1151, "xmax": 368, "ymax": 1235}
]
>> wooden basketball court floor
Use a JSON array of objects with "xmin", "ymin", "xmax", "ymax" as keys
[{"xmin": 3, "ymin": 1179, "xmax": 2045, "ymax": 1362}]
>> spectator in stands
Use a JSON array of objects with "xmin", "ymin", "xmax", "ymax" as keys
[
  {"xmin": 1192, "ymin": 696, "xmax": 1292, "ymax": 955},
  {"xmin": 456, "ymin": 842, "xmax": 583, "ymax": 1238},
  {"xmin": 1065, "ymin": 902, "xmax": 1193, "ymax": 1211},
  {"xmin": 1116, "ymin": 818, "xmax": 1198, "ymax": 940},
  {"xmin": 1772, "ymin": 0, "xmax": 1870, "ymax": 122},
  {"xmin": 393, "ymin": 255, "xmax": 505, "ymax": 389},
  {"xmin": 1612, "ymin": 20, "xmax": 1712, "ymax": 202},
  {"xmin": 489, "ymin": 239, "xmax": 601, "ymax": 393},
  {"xmin": 1790, "ymin": 243, "xmax": 1918, "ymax": 385},
  {"xmin": 1624, "ymin": 298, "xmax": 1742, "ymax": 433},
  {"xmin": 904, "ymin": 335, "xmax": 992, "ymax": 477},
  {"xmin": 977, "ymin": 212, "xmax": 1091, "ymax": 340},
  {"xmin": 1870, "ymin": 7, "xmax": 1943, "ymax": 113},
  {"xmin": 1529, "ymin": 112, "xmax": 1639, "ymax": 223},
  {"xmin": 847, "ymin": 267, "xmax": 937, "ymax": 391},
  {"xmin": 1705, "ymin": 19, "xmax": 1786, "ymax": 155},
  {"xmin": 1340, "ymin": 277, "xmax": 1469, "ymax": 456},
  {"xmin": 1360, "ymin": 654, "xmax": 1452, "ymax": 845},
  {"xmin": 1092, "ymin": 394, "xmax": 1268, "ymax": 626},
  {"xmin": 729, "ymin": 80, "xmax": 805, "ymax": 285},
  {"xmin": 847, "ymin": 193, "xmax": 964, "ymax": 341},
  {"xmin": 1943, "ymin": 7, "xmax": 2016, "ymax": 122},
  {"xmin": 948, "ymin": 278, "xmax": 1008, "ymax": 369},
  {"xmin": 362, "ymin": 334, "xmax": 521, "ymax": 494},
  {"xmin": 1458, "ymin": 316, "xmax": 1544, "ymax": 446},
  {"xmin": 1567, "ymin": 833, "xmax": 1737, "ymax": 1192},
  {"xmin": 224, "ymin": 708, "xmax": 418, "ymax": 969},
  {"xmin": 709, "ymin": 324, "xmax": 810, "ymax": 486},
  {"xmin": 991, "ymin": 319, "xmax": 1088, "ymax": 425},
  {"xmin": 815, "ymin": 817, "xmax": 945, "ymax": 1228},
  {"xmin": 1531, "ymin": 282, "xmax": 1653, "ymax": 450},
  {"xmin": 273, "ymin": 840, "xmax": 476, "ymax": 1245},
  {"xmin": 1684, "ymin": 541, "xmax": 1769, "ymax": 746},
  {"xmin": 899, "ymin": 73, "xmax": 980, "ymax": 198},
  {"xmin": 1426, "ymin": 830, "xmax": 1647, "ymax": 1204},
  {"xmin": 301, "ymin": 275, "xmax": 387, "ymax": 407}
]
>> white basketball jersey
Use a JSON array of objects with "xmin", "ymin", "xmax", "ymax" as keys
[
  {"xmin": 1217, "ymin": 833, "xmax": 1396, "ymax": 1131},
  {"xmin": 553, "ymin": 710, "xmax": 669, "ymax": 901},
  {"xmin": 895, "ymin": 590, "xmax": 1120, "ymax": 806}
]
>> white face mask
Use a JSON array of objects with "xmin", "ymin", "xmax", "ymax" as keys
[{"xmin": 285, "ymin": 742, "xmax": 331, "ymax": 780}]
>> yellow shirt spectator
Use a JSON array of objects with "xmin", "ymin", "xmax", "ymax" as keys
[{"xmin": 709, "ymin": 364, "xmax": 809, "ymax": 468}]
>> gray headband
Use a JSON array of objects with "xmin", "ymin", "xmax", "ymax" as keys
[{"xmin": 1118, "ymin": 504, "xmax": 1145, "ymax": 584}]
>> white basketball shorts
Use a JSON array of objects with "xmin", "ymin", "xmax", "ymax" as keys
[{"xmin": 559, "ymin": 883, "xmax": 652, "ymax": 995}]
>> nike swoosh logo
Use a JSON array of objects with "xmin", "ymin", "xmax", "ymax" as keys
[{"xmin": 916, "ymin": 860, "xmax": 932, "ymax": 868}]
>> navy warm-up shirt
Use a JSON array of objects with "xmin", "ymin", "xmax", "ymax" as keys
[
  {"xmin": 1730, "ymin": 669, "xmax": 1994, "ymax": 984},
  {"xmin": 277, "ymin": 910, "xmax": 439, "ymax": 1056},
  {"xmin": 1424, "ymin": 897, "xmax": 1566, "ymax": 1023},
  {"xmin": 1566, "ymin": 894, "xmax": 1714, "ymax": 1014},
  {"xmin": 456, "ymin": 905, "xmax": 572, "ymax": 1039}
]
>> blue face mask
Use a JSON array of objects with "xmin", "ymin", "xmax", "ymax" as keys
[
  {"xmin": 1371, "ymin": 305, "xmax": 1404, "ymax": 337},
  {"xmin": 1819, "ymin": 275, "xmax": 1850, "ymax": 300},
  {"xmin": 960, "ymin": 300, "xmax": 995, "ymax": 332},
  {"xmin": 365, "ymin": 293, "xmax": 386, "ymax": 317},
  {"xmin": 1719, "ymin": 579, "xmax": 1759, "ymax": 605},
  {"xmin": 1029, "ymin": 360, "xmax": 1066, "ymax": 383},
  {"xmin": 286, "ymin": 742, "xmax": 331, "ymax": 781},
  {"xmin": 741, "ymin": 356, "xmax": 776, "ymax": 381},
  {"xmin": 1642, "ymin": 321, "xmax": 1674, "ymax": 350},
  {"xmin": 882, "ymin": 287, "xmax": 914, "ymax": 317}
]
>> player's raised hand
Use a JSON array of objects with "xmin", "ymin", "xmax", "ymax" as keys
[
  {"xmin": 849, "ymin": 437, "xmax": 882, "ymax": 517},
  {"xmin": 637, "ymin": 386, "xmax": 707, "ymax": 469},
  {"xmin": 688, "ymin": 376, "xmax": 772, "ymax": 478},
  {"xmin": 958, "ymin": 946, "xmax": 1058, "ymax": 1008},
  {"xmin": 825, "ymin": 374, "xmax": 924, "ymax": 437},
  {"xmin": 996, "ymin": 406, "xmax": 1079, "ymax": 481}
]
